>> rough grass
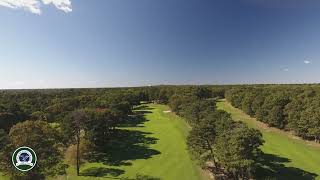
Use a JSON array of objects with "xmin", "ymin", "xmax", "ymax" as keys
[
  {"xmin": 217, "ymin": 99, "xmax": 320, "ymax": 180},
  {"xmin": 49, "ymin": 104, "xmax": 204, "ymax": 180}
]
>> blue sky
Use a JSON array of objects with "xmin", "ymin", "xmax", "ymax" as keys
[{"xmin": 0, "ymin": 0, "xmax": 320, "ymax": 89}]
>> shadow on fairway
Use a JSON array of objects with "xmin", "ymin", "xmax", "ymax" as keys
[
  {"xmin": 81, "ymin": 170, "xmax": 161, "ymax": 180},
  {"xmin": 81, "ymin": 167, "xmax": 125, "ymax": 177},
  {"xmin": 256, "ymin": 153, "xmax": 318, "ymax": 180},
  {"xmin": 119, "ymin": 108, "xmax": 154, "ymax": 128},
  {"xmin": 85, "ymin": 106, "xmax": 160, "ymax": 169},
  {"xmin": 133, "ymin": 105, "xmax": 154, "ymax": 111},
  {"xmin": 119, "ymin": 114, "xmax": 150, "ymax": 128},
  {"xmin": 121, "ymin": 174, "xmax": 161, "ymax": 180},
  {"xmin": 93, "ymin": 129, "xmax": 160, "ymax": 166}
]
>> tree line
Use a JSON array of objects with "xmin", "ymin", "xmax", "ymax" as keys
[
  {"xmin": 0, "ymin": 86, "xmax": 259, "ymax": 180},
  {"xmin": 225, "ymin": 84, "xmax": 320, "ymax": 143},
  {"xmin": 167, "ymin": 88, "xmax": 264, "ymax": 179},
  {"xmin": 0, "ymin": 88, "xmax": 143, "ymax": 179}
]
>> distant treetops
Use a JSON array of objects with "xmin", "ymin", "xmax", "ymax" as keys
[{"xmin": 225, "ymin": 85, "xmax": 320, "ymax": 143}]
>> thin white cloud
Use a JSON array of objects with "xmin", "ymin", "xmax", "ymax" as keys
[
  {"xmin": 0, "ymin": 0, "xmax": 72, "ymax": 14},
  {"xmin": 282, "ymin": 68, "xmax": 289, "ymax": 72},
  {"xmin": 304, "ymin": 60, "xmax": 311, "ymax": 64},
  {"xmin": 42, "ymin": 0, "xmax": 71, "ymax": 13},
  {"xmin": 0, "ymin": 0, "xmax": 41, "ymax": 14}
]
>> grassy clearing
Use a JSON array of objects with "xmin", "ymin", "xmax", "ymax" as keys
[
  {"xmin": 217, "ymin": 99, "xmax": 320, "ymax": 180},
  {"xmin": 51, "ymin": 104, "xmax": 204, "ymax": 180}
]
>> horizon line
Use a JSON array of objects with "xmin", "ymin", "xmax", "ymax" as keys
[{"xmin": 0, "ymin": 82, "xmax": 319, "ymax": 90}]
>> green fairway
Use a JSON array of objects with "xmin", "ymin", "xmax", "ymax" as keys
[
  {"xmin": 51, "ymin": 104, "xmax": 204, "ymax": 180},
  {"xmin": 217, "ymin": 99, "xmax": 320, "ymax": 180}
]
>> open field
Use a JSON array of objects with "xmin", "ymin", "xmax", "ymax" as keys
[
  {"xmin": 217, "ymin": 99, "xmax": 320, "ymax": 180},
  {"xmin": 49, "ymin": 104, "xmax": 204, "ymax": 180}
]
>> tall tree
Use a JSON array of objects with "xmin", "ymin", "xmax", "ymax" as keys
[
  {"xmin": 61, "ymin": 110, "xmax": 88, "ymax": 176},
  {"xmin": 187, "ymin": 111, "xmax": 232, "ymax": 170},
  {"xmin": 215, "ymin": 123, "xmax": 264, "ymax": 179}
]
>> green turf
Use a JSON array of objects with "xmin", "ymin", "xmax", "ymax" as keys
[
  {"xmin": 49, "ymin": 104, "xmax": 204, "ymax": 180},
  {"xmin": 217, "ymin": 99, "xmax": 320, "ymax": 180}
]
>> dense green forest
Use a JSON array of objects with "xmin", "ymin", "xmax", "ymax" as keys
[
  {"xmin": 167, "ymin": 92, "xmax": 263, "ymax": 179},
  {"xmin": 225, "ymin": 85, "xmax": 320, "ymax": 143},
  {"xmin": 0, "ymin": 85, "xmax": 319, "ymax": 179}
]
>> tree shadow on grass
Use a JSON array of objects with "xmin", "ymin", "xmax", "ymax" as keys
[
  {"xmin": 87, "ymin": 129, "xmax": 160, "ymax": 166},
  {"xmin": 122, "ymin": 174, "xmax": 161, "ymax": 180},
  {"xmin": 86, "ymin": 106, "xmax": 160, "ymax": 167},
  {"xmin": 80, "ymin": 167, "xmax": 125, "ymax": 178},
  {"xmin": 119, "ymin": 109, "xmax": 152, "ymax": 128},
  {"xmin": 133, "ymin": 105, "xmax": 154, "ymax": 111},
  {"xmin": 119, "ymin": 114, "xmax": 150, "ymax": 128},
  {"xmin": 135, "ymin": 110, "xmax": 153, "ymax": 115},
  {"xmin": 255, "ymin": 153, "xmax": 318, "ymax": 180}
]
